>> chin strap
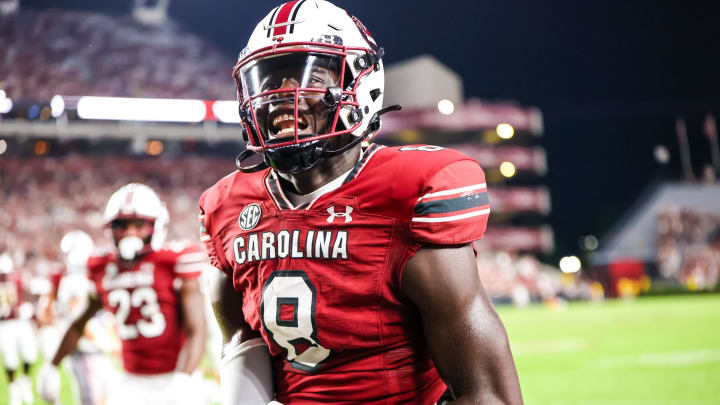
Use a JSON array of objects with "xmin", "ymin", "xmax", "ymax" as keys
[
  {"xmin": 320, "ymin": 104, "xmax": 401, "ymax": 158},
  {"xmin": 236, "ymin": 104, "xmax": 402, "ymax": 173},
  {"xmin": 236, "ymin": 149, "xmax": 269, "ymax": 173}
]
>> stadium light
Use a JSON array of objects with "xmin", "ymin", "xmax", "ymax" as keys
[
  {"xmin": 77, "ymin": 96, "xmax": 206, "ymax": 123},
  {"xmin": 437, "ymin": 99, "xmax": 455, "ymax": 115},
  {"xmin": 213, "ymin": 101, "xmax": 242, "ymax": 123},
  {"xmin": 0, "ymin": 90, "xmax": 11, "ymax": 114},
  {"xmin": 497, "ymin": 123, "xmax": 515, "ymax": 139},
  {"xmin": 559, "ymin": 256, "xmax": 582, "ymax": 273},
  {"xmin": 34, "ymin": 140, "xmax": 49, "ymax": 156},
  {"xmin": 40, "ymin": 107, "xmax": 52, "ymax": 120},
  {"xmin": 0, "ymin": 139, "xmax": 7, "ymax": 155},
  {"xmin": 582, "ymin": 235, "xmax": 599, "ymax": 251},
  {"xmin": 499, "ymin": 161, "xmax": 516, "ymax": 178},
  {"xmin": 654, "ymin": 145, "xmax": 670, "ymax": 164},
  {"xmin": 145, "ymin": 140, "xmax": 164, "ymax": 156},
  {"xmin": 50, "ymin": 95, "xmax": 65, "ymax": 118}
]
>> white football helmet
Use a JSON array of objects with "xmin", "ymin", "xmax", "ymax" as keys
[
  {"xmin": 60, "ymin": 230, "xmax": 95, "ymax": 274},
  {"xmin": 234, "ymin": 0, "xmax": 396, "ymax": 173},
  {"xmin": 103, "ymin": 183, "xmax": 169, "ymax": 255}
]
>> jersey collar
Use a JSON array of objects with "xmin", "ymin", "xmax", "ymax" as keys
[{"xmin": 264, "ymin": 143, "xmax": 384, "ymax": 211}]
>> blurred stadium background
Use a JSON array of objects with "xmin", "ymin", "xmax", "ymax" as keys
[{"xmin": 1, "ymin": 0, "xmax": 719, "ymax": 404}]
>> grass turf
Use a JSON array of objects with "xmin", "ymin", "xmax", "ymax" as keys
[
  {"xmin": 499, "ymin": 294, "xmax": 720, "ymax": 404},
  {"xmin": 2, "ymin": 294, "xmax": 719, "ymax": 404},
  {"xmin": 0, "ymin": 360, "xmax": 76, "ymax": 405}
]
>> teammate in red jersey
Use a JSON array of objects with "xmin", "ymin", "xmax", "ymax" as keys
[
  {"xmin": 201, "ymin": 1, "xmax": 522, "ymax": 404},
  {"xmin": 39, "ymin": 184, "xmax": 208, "ymax": 405},
  {"xmin": 0, "ymin": 253, "xmax": 38, "ymax": 405}
]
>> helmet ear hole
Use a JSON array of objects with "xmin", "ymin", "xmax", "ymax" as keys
[
  {"xmin": 354, "ymin": 55, "xmax": 370, "ymax": 71},
  {"xmin": 370, "ymin": 89, "xmax": 381, "ymax": 102}
]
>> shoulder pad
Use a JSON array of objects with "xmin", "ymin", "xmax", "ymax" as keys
[
  {"xmin": 379, "ymin": 145, "xmax": 475, "ymax": 176},
  {"xmin": 199, "ymin": 170, "xmax": 245, "ymax": 216},
  {"xmin": 86, "ymin": 250, "xmax": 113, "ymax": 274}
]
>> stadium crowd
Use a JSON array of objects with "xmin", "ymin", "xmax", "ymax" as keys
[
  {"xmin": 0, "ymin": 154, "xmax": 589, "ymax": 305},
  {"xmin": 475, "ymin": 250, "xmax": 600, "ymax": 306},
  {"xmin": 0, "ymin": 9, "xmax": 235, "ymax": 101},
  {"xmin": 0, "ymin": 155, "xmax": 235, "ymax": 278},
  {"xmin": 656, "ymin": 207, "xmax": 720, "ymax": 290}
]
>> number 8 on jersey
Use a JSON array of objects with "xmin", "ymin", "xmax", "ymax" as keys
[{"xmin": 261, "ymin": 271, "xmax": 331, "ymax": 372}]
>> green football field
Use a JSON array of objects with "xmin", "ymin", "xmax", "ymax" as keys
[
  {"xmin": 499, "ymin": 294, "xmax": 720, "ymax": 404},
  {"xmin": 2, "ymin": 294, "xmax": 719, "ymax": 405}
]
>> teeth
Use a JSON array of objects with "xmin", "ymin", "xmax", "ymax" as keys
[
  {"xmin": 277, "ymin": 127, "xmax": 296, "ymax": 135},
  {"xmin": 273, "ymin": 114, "xmax": 293, "ymax": 127},
  {"xmin": 272, "ymin": 113, "xmax": 307, "ymax": 132}
]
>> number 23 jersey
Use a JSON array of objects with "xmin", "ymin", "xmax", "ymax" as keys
[
  {"xmin": 86, "ymin": 242, "xmax": 205, "ymax": 374},
  {"xmin": 199, "ymin": 144, "xmax": 490, "ymax": 404}
]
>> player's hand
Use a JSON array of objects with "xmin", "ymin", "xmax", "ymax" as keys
[{"xmin": 38, "ymin": 363, "xmax": 61, "ymax": 404}]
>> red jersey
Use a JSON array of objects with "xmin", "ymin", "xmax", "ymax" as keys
[
  {"xmin": 49, "ymin": 267, "xmax": 65, "ymax": 297},
  {"xmin": 86, "ymin": 241, "xmax": 206, "ymax": 374},
  {"xmin": 199, "ymin": 144, "xmax": 490, "ymax": 404},
  {"xmin": 0, "ymin": 273, "xmax": 24, "ymax": 321}
]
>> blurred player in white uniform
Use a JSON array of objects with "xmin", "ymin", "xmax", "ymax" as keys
[
  {"xmin": 39, "ymin": 184, "xmax": 208, "ymax": 405},
  {"xmin": 0, "ymin": 253, "xmax": 38, "ymax": 405},
  {"xmin": 49, "ymin": 230, "xmax": 118, "ymax": 405},
  {"xmin": 32, "ymin": 270, "xmax": 59, "ymax": 361}
]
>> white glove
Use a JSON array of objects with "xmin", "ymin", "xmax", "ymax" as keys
[{"xmin": 37, "ymin": 364, "xmax": 61, "ymax": 404}]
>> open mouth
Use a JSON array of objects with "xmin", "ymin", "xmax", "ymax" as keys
[{"xmin": 268, "ymin": 109, "xmax": 310, "ymax": 137}]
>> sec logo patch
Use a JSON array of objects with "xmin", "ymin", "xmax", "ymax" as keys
[{"xmin": 238, "ymin": 203, "xmax": 262, "ymax": 231}]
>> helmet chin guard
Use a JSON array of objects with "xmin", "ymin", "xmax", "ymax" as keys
[
  {"xmin": 233, "ymin": 0, "xmax": 394, "ymax": 174},
  {"xmin": 264, "ymin": 139, "xmax": 328, "ymax": 174}
]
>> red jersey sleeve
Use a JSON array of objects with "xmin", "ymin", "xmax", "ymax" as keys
[
  {"xmin": 172, "ymin": 243, "xmax": 206, "ymax": 279},
  {"xmin": 199, "ymin": 195, "xmax": 233, "ymax": 278},
  {"xmin": 410, "ymin": 160, "xmax": 490, "ymax": 245}
]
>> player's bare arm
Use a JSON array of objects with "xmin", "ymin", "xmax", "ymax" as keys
[
  {"xmin": 209, "ymin": 271, "xmax": 260, "ymax": 347},
  {"xmin": 209, "ymin": 270, "xmax": 274, "ymax": 404},
  {"xmin": 50, "ymin": 293, "xmax": 103, "ymax": 366},
  {"xmin": 402, "ymin": 244, "xmax": 523, "ymax": 405},
  {"xmin": 175, "ymin": 277, "xmax": 207, "ymax": 374}
]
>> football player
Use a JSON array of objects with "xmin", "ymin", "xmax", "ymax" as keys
[
  {"xmin": 41, "ymin": 230, "xmax": 117, "ymax": 405},
  {"xmin": 35, "ymin": 231, "xmax": 95, "ymax": 363},
  {"xmin": 0, "ymin": 253, "xmax": 38, "ymax": 405},
  {"xmin": 39, "ymin": 184, "xmax": 209, "ymax": 405},
  {"xmin": 200, "ymin": 1, "xmax": 523, "ymax": 404}
]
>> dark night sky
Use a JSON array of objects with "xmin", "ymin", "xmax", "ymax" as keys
[{"xmin": 21, "ymin": 0, "xmax": 720, "ymax": 259}]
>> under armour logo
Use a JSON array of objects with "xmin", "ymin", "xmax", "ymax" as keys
[{"xmin": 326, "ymin": 206, "xmax": 353, "ymax": 224}]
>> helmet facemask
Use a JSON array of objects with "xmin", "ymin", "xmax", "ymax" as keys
[
  {"xmin": 234, "ymin": 43, "xmax": 377, "ymax": 174},
  {"xmin": 109, "ymin": 218, "xmax": 155, "ymax": 262}
]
